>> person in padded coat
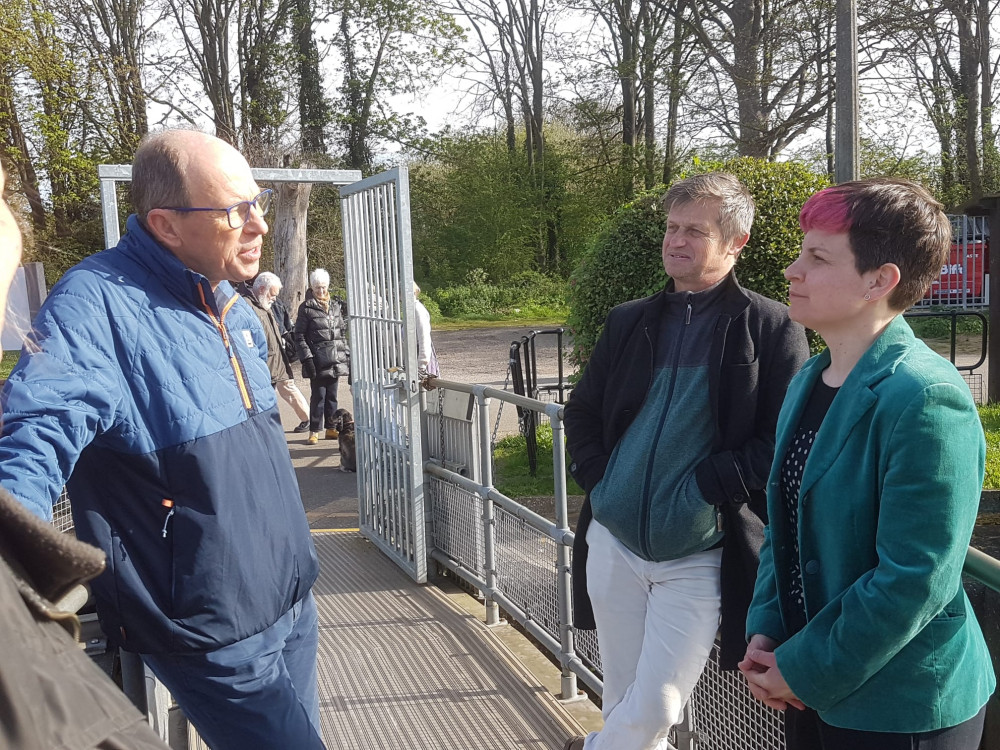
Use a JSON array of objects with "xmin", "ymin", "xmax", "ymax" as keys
[{"xmin": 295, "ymin": 268, "xmax": 351, "ymax": 444}]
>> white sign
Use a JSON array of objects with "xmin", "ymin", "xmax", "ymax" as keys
[{"xmin": 2, "ymin": 267, "xmax": 30, "ymax": 352}]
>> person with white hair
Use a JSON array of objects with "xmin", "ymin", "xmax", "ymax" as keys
[
  {"xmin": 250, "ymin": 272, "xmax": 311, "ymax": 429},
  {"xmin": 294, "ymin": 268, "xmax": 351, "ymax": 445}
]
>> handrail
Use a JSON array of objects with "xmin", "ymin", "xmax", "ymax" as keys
[{"xmin": 965, "ymin": 545, "xmax": 1000, "ymax": 593}]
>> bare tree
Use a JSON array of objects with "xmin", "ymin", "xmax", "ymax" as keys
[
  {"xmin": 683, "ymin": 0, "xmax": 836, "ymax": 158},
  {"xmin": 331, "ymin": 0, "xmax": 463, "ymax": 172},
  {"xmin": 166, "ymin": 0, "xmax": 239, "ymax": 143},
  {"xmin": 238, "ymin": 0, "xmax": 295, "ymax": 154},
  {"xmin": 64, "ymin": 0, "xmax": 151, "ymax": 159}
]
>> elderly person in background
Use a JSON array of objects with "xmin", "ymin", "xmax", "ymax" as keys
[
  {"xmin": 0, "ymin": 131, "xmax": 324, "ymax": 749},
  {"xmin": 413, "ymin": 282, "xmax": 439, "ymax": 383},
  {"xmin": 249, "ymin": 272, "xmax": 311, "ymax": 430},
  {"xmin": 741, "ymin": 178, "xmax": 994, "ymax": 750},
  {"xmin": 295, "ymin": 268, "xmax": 351, "ymax": 445}
]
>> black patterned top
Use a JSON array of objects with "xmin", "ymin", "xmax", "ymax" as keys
[{"xmin": 779, "ymin": 378, "xmax": 839, "ymax": 634}]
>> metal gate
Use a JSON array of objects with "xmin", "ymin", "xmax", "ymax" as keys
[{"xmin": 341, "ymin": 166, "xmax": 427, "ymax": 582}]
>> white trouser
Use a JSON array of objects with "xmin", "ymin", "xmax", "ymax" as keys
[
  {"xmin": 275, "ymin": 378, "xmax": 310, "ymax": 422},
  {"xmin": 584, "ymin": 520, "xmax": 722, "ymax": 750}
]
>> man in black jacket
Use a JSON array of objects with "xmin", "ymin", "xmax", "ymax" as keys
[{"xmin": 562, "ymin": 173, "xmax": 810, "ymax": 750}]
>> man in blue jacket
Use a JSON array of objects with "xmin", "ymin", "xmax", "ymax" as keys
[
  {"xmin": 562, "ymin": 173, "xmax": 809, "ymax": 750},
  {"xmin": 0, "ymin": 130, "xmax": 325, "ymax": 749}
]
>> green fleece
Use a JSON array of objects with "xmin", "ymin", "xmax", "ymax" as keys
[{"xmin": 589, "ymin": 284, "xmax": 725, "ymax": 561}]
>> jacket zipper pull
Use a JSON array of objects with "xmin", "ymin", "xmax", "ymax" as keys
[
  {"xmin": 685, "ymin": 297, "xmax": 692, "ymax": 325},
  {"xmin": 715, "ymin": 506, "xmax": 723, "ymax": 532},
  {"xmin": 161, "ymin": 499, "xmax": 175, "ymax": 539}
]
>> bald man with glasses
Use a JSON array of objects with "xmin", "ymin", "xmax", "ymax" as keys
[{"xmin": 0, "ymin": 130, "xmax": 326, "ymax": 749}]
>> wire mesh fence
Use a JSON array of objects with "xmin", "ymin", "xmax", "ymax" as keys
[{"xmin": 52, "ymin": 487, "xmax": 73, "ymax": 533}]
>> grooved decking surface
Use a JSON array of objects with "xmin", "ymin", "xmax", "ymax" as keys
[{"xmin": 313, "ymin": 531, "xmax": 583, "ymax": 749}]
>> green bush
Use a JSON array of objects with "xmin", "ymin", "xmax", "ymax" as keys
[
  {"xmin": 905, "ymin": 312, "xmax": 984, "ymax": 339},
  {"xmin": 419, "ymin": 294, "xmax": 443, "ymax": 323},
  {"xmin": 426, "ymin": 268, "xmax": 568, "ymax": 320},
  {"xmin": 567, "ymin": 158, "xmax": 829, "ymax": 368}
]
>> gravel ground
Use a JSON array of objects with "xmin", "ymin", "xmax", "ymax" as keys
[{"xmin": 433, "ymin": 325, "xmax": 573, "ymax": 389}]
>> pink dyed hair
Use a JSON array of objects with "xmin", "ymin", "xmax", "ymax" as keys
[{"xmin": 799, "ymin": 187, "xmax": 851, "ymax": 233}]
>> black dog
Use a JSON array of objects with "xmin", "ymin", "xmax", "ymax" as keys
[{"xmin": 332, "ymin": 408, "xmax": 356, "ymax": 472}]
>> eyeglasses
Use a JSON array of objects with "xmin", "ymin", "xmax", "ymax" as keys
[{"xmin": 161, "ymin": 189, "xmax": 273, "ymax": 229}]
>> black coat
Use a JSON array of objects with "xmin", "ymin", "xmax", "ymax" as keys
[
  {"xmin": 564, "ymin": 272, "xmax": 810, "ymax": 669},
  {"xmin": 294, "ymin": 296, "xmax": 350, "ymax": 379},
  {"xmin": 0, "ymin": 488, "xmax": 170, "ymax": 749}
]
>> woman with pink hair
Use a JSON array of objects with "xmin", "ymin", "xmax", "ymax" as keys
[{"xmin": 740, "ymin": 179, "xmax": 994, "ymax": 749}]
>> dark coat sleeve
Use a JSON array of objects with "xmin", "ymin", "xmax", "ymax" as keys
[
  {"xmin": 694, "ymin": 310, "xmax": 810, "ymax": 505},
  {"xmin": 564, "ymin": 311, "xmax": 621, "ymax": 495},
  {"xmin": 563, "ymin": 308, "xmax": 625, "ymax": 631},
  {"xmin": 294, "ymin": 303, "xmax": 313, "ymax": 363}
]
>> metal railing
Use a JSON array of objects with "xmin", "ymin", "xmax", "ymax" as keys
[
  {"xmin": 423, "ymin": 378, "xmax": 1000, "ymax": 750},
  {"xmin": 903, "ymin": 309, "xmax": 988, "ymax": 403},
  {"xmin": 507, "ymin": 329, "xmax": 573, "ymax": 475},
  {"xmin": 912, "ymin": 214, "xmax": 990, "ymax": 309}
]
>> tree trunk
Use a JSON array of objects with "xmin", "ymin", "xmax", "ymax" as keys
[
  {"xmin": 640, "ymin": 0, "xmax": 656, "ymax": 190},
  {"xmin": 274, "ymin": 181, "xmax": 314, "ymax": 316},
  {"xmin": 977, "ymin": 0, "xmax": 997, "ymax": 190},
  {"xmin": 0, "ymin": 65, "xmax": 47, "ymax": 233},
  {"xmin": 296, "ymin": 0, "xmax": 328, "ymax": 156}
]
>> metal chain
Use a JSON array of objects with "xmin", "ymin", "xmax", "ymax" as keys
[
  {"xmin": 490, "ymin": 360, "xmax": 513, "ymax": 448},
  {"xmin": 437, "ymin": 385, "xmax": 446, "ymax": 462}
]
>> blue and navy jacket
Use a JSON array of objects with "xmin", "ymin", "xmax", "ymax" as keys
[{"xmin": 0, "ymin": 215, "xmax": 319, "ymax": 654}]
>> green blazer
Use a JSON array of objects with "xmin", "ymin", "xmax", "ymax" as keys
[{"xmin": 746, "ymin": 315, "xmax": 995, "ymax": 732}]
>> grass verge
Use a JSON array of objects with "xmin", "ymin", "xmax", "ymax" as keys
[
  {"xmin": 980, "ymin": 404, "xmax": 1000, "ymax": 490},
  {"xmin": 493, "ymin": 424, "xmax": 583, "ymax": 499},
  {"xmin": 0, "ymin": 351, "xmax": 18, "ymax": 380}
]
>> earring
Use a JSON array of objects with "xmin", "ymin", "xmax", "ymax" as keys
[{"xmin": 864, "ymin": 292, "xmax": 871, "ymax": 301}]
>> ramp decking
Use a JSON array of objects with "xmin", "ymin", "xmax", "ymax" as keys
[{"xmin": 312, "ymin": 531, "xmax": 584, "ymax": 749}]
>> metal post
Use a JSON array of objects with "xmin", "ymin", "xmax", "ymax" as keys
[
  {"xmin": 476, "ymin": 388, "xmax": 501, "ymax": 626},
  {"xmin": 672, "ymin": 703, "xmax": 697, "ymax": 750},
  {"xmin": 987, "ymin": 203, "xmax": 1000, "ymax": 402},
  {"xmin": 119, "ymin": 650, "xmax": 148, "ymax": 713},
  {"xmin": 556, "ymin": 329, "xmax": 565, "ymax": 404},
  {"xmin": 99, "ymin": 178, "xmax": 121, "ymax": 250},
  {"xmin": 550, "ymin": 408, "xmax": 580, "ymax": 701},
  {"xmin": 835, "ymin": 0, "xmax": 859, "ymax": 184}
]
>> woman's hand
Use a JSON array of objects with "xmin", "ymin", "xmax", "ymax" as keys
[{"xmin": 739, "ymin": 636, "xmax": 805, "ymax": 712}]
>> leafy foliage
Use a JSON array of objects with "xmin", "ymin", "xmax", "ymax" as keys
[
  {"xmin": 408, "ymin": 128, "xmax": 622, "ymax": 284},
  {"xmin": 567, "ymin": 157, "xmax": 829, "ymax": 368},
  {"xmin": 427, "ymin": 268, "xmax": 568, "ymax": 320}
]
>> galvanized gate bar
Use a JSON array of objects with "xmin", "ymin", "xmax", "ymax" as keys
[{"xmin": 341, "ymin": 167, "xmax": 428, "ymax": 583}]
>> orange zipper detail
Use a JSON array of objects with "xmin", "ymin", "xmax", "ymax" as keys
[{"xmin": 199, "ymin": 285, "xmax": 253, "ymax": 410}]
